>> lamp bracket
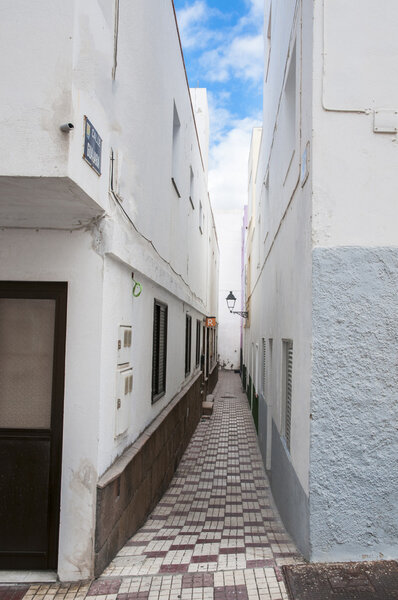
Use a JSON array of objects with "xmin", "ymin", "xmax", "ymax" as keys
[{"xmin": 230, "ymin": 310, "xmax": 249, "ymax": 319}]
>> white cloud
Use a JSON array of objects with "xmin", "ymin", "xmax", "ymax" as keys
[
  {"xmin": 247, "ymin": 0, "xmax": 265, "ymax": 20},
  {"xmin": 232, "ymin": 0, "xmax": 264, "ymax": 34},
  {"xmin": 201, "ymin": 33, "xmax": 263, "ymax": 83},
  {"xmin": 177, "ymin": 0, "xmax": 264, "ymax": 84},
  {"xmin": 207, "ymin": 91, "xmax": 233, "ymax": 143},
  {"xmin": 176, "ymin": 1, "xmax": 221, "ymax": 50},
  {"xmin": 176, "ymin": 2, "xmax": 263, "ymax": 209},
  {"xmin": 209, "ymin": 116, "xmax": 261, "ymax": 211}
]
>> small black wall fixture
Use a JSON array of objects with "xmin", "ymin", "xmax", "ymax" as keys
[{"xmin": 226, "ymin": 291, "xmax": 249, "ymax": 319}]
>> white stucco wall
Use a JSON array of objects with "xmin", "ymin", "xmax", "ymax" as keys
[
  {"xmin": 312, "ymin": 0, "xmax": 398, "ymax": 247},
  {"xmin": 0, "ymin": 1, "xmax": 217, "ymax": 303},
  {"xmin": 0, "ymin": 0, "xmax": 218, "ymax": 580},
  {"xmin": 0, "ymin": 0, "xmax": 74, "ymax": 179},
  {"xmin": 0, "ymin": 228, "xmax": 103, "ymax": 581},
  {"xmin": 243, "ymin": 0, "xmax": 314, "ymax": 557},
  {"xmin": 245, "ymin": 0, "xmax": 398, "ymax": 562},
  {"xmin": 308, "ymin": 0, "xmax": 398, "ymax": 561},
  {"xmin": 97, "ymin": 253, "xmax": 207, "ymax": 477},
  {"xmin": 244, "ymin": 0, "xmax": 313, "ymax": 494}
]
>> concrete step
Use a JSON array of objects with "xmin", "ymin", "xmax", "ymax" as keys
[{"xmin": 202, "ymin": 401, "xmax": 213, "ymax": 415}]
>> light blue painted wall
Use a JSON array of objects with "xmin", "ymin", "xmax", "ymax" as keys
[{"xmin": 310, "ymin": 247, "xmax": 398, "ymax": 561}]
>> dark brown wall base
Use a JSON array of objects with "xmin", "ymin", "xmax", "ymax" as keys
[
  {"xmin": 206, "ymin": 363, "xmax": 218, "ymax": 396},
  {"xmin": 94, "ymin": 369, "xmax": 217, "ymax": 576}
]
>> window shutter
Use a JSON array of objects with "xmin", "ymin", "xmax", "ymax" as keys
[
  {"xmin": 152, "ymin": 304, "xmax": 159, "ymax": 395},
  {"xmin": 185, "ymin": 315, "xmax": 192, "ymax": 376},
  {"xmin": 195, "ymin": 319, "xmax": 201, "ymax": 367},
  {"xmin": 285, "ymin": 343, "xmax": 293, "ymax": 451},
  {"xmin": 158, "ymin": 305, "xmax": 167, "ymax": 392},
  {"xmin": 152, "ymin": 301, "xmax": 167, "ymax": 402},
  {"xmin": 262, "ymin": 338, "xmax": 267, "ymax": 399}
]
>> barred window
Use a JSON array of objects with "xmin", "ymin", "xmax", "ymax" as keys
[
  {"xmin": 152, "ymin": 300, "xmax": 168, "ymax": 402},
  {"xmin": 195, "ymin": 319, "xmax": 201, "ymax": 367},
  {"xmin": 185, "ymin": 315, "xmax": 192, "ymax": 376},
  {"xmin": 282, "ymin": 339, "xmax": 293, "ymax": 451}
]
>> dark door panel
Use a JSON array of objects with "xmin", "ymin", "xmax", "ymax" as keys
[
  {"xmin": 0, "ymin": 434, "xmax": 50, "ymax": 568},
  {"xmin": 0, "ymin": 282, "xmax": 67, "ymax": 570}
]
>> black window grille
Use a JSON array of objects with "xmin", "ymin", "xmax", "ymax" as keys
[
  {"xmin": 195, "ymin": 319, "xmax": 201, "ymax": 367},
  {"xmin": 282, "ymin": 339, "xmax": 293, "ymax": 450},
  {"xmin": 152, "ymin": 300, "xmax": 168, "ymax": 402},
  {"xmin": 185, "ymin": 314, "xmax": 192, "ymax": 376}
]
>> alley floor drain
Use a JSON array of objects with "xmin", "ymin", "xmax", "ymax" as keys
[{"xmin": 283, "ymin": 561, "xmax": 398, "ymax": 600}]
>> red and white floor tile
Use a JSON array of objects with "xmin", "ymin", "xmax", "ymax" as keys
[{"xmin": 15, "ymin": 372, "xmax": 302, "ymax": 600}]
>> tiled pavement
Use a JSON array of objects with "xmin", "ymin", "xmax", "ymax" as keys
[{"xmin": 13, "ymin": 371, "xmax": 302, "ymax": 600}]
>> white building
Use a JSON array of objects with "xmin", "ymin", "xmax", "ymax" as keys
[
  {"xmin": 243, "ymin": 0, "xmax": 398, "ymax": 562},
  {"xmin": 0, "ymin": 0, "xmax": 218, "ymax": 581},
  {"xmin": 216, "ymin": 210, "xmax": 243, "ymax": 371}
]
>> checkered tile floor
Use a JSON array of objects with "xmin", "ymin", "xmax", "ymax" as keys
[{"xmin": 14, "ymin": 372, "xmax": 302, "ymax": 600}]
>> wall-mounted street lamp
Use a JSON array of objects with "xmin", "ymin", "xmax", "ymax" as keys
[{"xmin": 226, "ymin": 291, "xmax": 249, "ymax": 319}]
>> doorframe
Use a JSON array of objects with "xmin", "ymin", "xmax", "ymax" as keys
[{"xmin": 0, "ymin": 281, "xmax": 67, "ymax": 569}]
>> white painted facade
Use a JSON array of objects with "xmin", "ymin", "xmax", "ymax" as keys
[
  {"xmin": 244, "ymin": 0, "xmax": 398, "ymax": 561},
  {"xmin": 0, "ymin": 0, "xmax": 218, "ymax": 581}
]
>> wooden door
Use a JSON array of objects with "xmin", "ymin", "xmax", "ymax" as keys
[{"xmin": 0, "ymin": 282, "xmax": 67, "ymax": 570}]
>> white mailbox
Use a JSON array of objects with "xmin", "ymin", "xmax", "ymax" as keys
[
  {"xmin": 117, "ymin": 325, "xmax": 132, "ymax": 366},
  {"xmin": 115, "ymin": 367, "xmax": 133, "ymax": 437}
]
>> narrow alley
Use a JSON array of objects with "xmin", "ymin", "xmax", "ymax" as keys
[
  {"xmin": 7, "ymin": 372, "xmax": 301, "ymax": 600},
  {"xmin": 1, "ymin": 1, "xmax": 398, "ymax": 599}
]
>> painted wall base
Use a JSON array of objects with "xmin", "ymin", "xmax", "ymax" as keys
[
  {"xmin": 206, "ymin": 363, "xmax": 219, "ymax": 398},
  {"xmin": 241, "ymin": 372, "xmax": 310, "ymax": 558},
  {"xmin": 270, "ymin": 420, "xmax": 310, "ymax": 558}
]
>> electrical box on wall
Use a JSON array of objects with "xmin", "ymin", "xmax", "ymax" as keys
[
  {"xmin": 115, "ymin": 367, "xmax": 133, "ymax": 437},
  {"xmin": 118, "ymin": 325, "xmax": 132, "ymax": 366}
]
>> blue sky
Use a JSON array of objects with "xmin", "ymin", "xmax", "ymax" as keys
[{"xmin": 174, "ymin": 0, "xmax": 264, "ymax": 211}]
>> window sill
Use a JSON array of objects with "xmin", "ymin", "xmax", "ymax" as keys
[{"xmin": 152, "ymin": 390, "xmax": 166, "ymax": 404}]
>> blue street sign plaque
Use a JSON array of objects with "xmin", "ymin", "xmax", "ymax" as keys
[{"xmin": 83, "ymin": 116, "xmax": 102, "ymax": 175}]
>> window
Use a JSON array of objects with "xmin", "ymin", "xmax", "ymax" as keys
[
  {"xmin": 112, "ymin": 0, "xmax": 120, "ymax": 80},
  {"xmin": 282, "ymin": 339, "xmax": 293, "ymax": 451},
  {"xmin": 185, "ymin": 314, "xmax": 192, "ymax": 376},
  {"xmin": 261, "ymin": 173, "xmax": 269, "ymax": 245},
  {"xmin": 189, "ymin": 166, "xmax": 195, "ymax": 209},
  {"xmin": 199, "ymin": 201, "xmax": 204, "ymax": 233},
  {"xmin": 208, "ymin": 328, "xmax": 217, "ymax": 371},
  {"xmin": 152, "ymin": 300, "xmax": 168, "ymax": 402},
  {"xmin": 262, "ymin": 337, "xmax": 273, "ymax": 401},
  {"xmin": 262, "ymin": 338, "xmax": 267, "ymax": 399},
  {"xmin": 195, "ymin": 319, "xmax": 201, "ymax": 367},
  {"xmin": 171, "ymin": 102, "xmax": 181, "ymax": 197},
  {"xmin": 202, "ymin": 324, "xmax": 206, "ymax": 374},
  {"xmin": 285, "ymin": 44, "xmax": 296, "ymax": 144},
  {"xmin": 282, "ymin": 43, "xmax": 297, "ymax": 179},
  {"xmin": 266, "ymin": 338, "xmax": 273, "ymax": 470}
]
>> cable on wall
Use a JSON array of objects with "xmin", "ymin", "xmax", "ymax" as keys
[{"xmin": 109, "ymin": 149, "xmax": 205, "ymax": 308}]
